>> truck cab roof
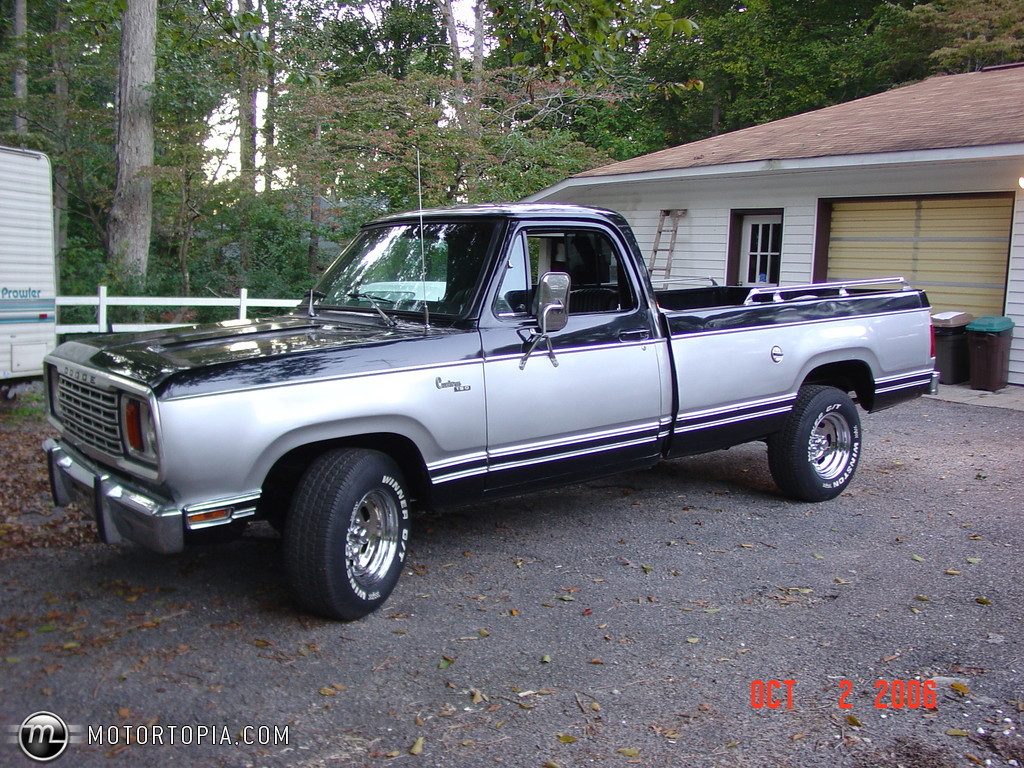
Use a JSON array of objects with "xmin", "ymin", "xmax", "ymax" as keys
[{"xmin": 370, "ymin": 202, "xmax": 623, "ymax": 226}]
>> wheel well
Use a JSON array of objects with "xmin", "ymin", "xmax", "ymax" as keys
[
  {"xmin": 257, "ymin": 434, "xmax": 432, "ymax": 522},
  {"xmin": 802, "ymin": 360, "xmax": 875, "ymax": 410}
]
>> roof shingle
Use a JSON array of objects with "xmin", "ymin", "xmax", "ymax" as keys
[{"xmin": 577, "ymin": 64, "xmax": 1024, "ymax": 178}]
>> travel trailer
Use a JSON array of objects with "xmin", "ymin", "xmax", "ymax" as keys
[{"xmin": 0, "ymin": 146, "xmax": 56, "ymax": 398}]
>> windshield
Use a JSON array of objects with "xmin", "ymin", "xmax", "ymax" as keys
[{"xmin": 312, "ymin": 220, "xmax": 497, "ymax": 318}]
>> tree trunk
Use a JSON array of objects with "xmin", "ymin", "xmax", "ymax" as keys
[
  {"xmin": 13, "ymin": 0, "xmax": 28, "ymax": 134},
  {"xmin": 176, "ymin": 173, "xmax": 194, "ymax": 297},
  {"xmin": 436, "ymin": 0, "xmax": 480, "ymax": 139},
  {"xmin": 108, "ymin": 0, "xmax": 157, "ymax": 285},
  {"xmin": 308, "ymin": 194, "xmax": 321, "ymax": 277},
  {"xmin": 436, "ymin": 0, "xmax": 463, "ymax": 85},
  {"xmin": 262, "ymin": 0, "xmax": 278, "ymax": 192},
  {"xmin": 238, "ymin": 0, "xmax": 258, "ymax": 186},
  {"xmin": 307, "ymin": 123, "xmax": 322, "ymax": 276},
  {"xmin": 236, "ymin": 0, "xmax": 259, "ymax": 273},
  {"xmin": 51, "ymin": 5, "xmax": 70, "ymax": 254},
  {"xmin": 472, "ymin": 2, "xmax": 485, "ymax": 98}
]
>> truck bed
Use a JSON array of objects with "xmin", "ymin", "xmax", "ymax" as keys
[
  {"xmin": 655, "ymin": 278, "xmax": 928, "ymax": 335},
  {"xmin": 655, "ymin": 277, "xmax": 911, "ymax": 310}
]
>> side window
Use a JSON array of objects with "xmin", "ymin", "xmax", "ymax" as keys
[
  {"xmin": 493, "ymin": 233, "xmax": 532, "ymax": 317},
  {"xmin": 493, "ymin": 228, "xmax": 636, "ymax": 318}
]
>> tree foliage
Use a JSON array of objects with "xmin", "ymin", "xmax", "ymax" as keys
[
  {"xmin": 640, "ymin": 0, "xmax": 1024, "ymax": 146},
  {"xmin": 905, "ymin": 0, "xmax": 1024, "ymax": 72},
  {"xmin": 642, "ymin": 0, "xmax": 921, "ymax": 143},
  {"xmin": 0, "ymin": 0, "xmax": 1018, "ymax": 308},
  {"xmin": 489, "ymin": 0, "xmax": 695, "ymax": 77}
]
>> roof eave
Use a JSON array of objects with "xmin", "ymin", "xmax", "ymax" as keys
[{"xmin": 524, "ymin": 142, "xmax": 1024, "ymax": 201}]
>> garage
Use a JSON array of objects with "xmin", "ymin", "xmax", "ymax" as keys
[
  {"xmin": 528, "ymin": 66, "xmax": 1024, "ymax": 385},
  {"xmin": 825, "ymin": 194, "xmax": 1013, "ymax": 318}
]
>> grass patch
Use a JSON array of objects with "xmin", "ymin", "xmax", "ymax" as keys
[{"xmin": 0, "ymin": 389, "xmax": 47, "ymax": 424}]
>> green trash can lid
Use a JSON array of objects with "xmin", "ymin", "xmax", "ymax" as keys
[{"xmin": 966, "ymin": 316, "xmax": 1015, "ymax": 332}]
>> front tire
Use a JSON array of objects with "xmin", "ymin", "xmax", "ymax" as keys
[
  {"xmin": 768, "ymin": 385, "xmax": 862, "ymax": 502},
  {"xmin": 284, "ymin": 449, "xmax": 410, "ymax": 620}
]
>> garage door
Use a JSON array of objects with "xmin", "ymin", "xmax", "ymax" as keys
[{"xmin": 827, "ymin": 195, "xmax": 1012, "ymax": 317}]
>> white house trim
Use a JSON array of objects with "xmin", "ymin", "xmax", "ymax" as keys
[{"xmin": 525, "ymin": 143, "xmax": 1024, "ymax": 200}]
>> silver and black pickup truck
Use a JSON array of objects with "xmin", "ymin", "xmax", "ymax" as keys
[{"xmin": 43, "ymin": 204, "xmax": 938, "ymax": 619}]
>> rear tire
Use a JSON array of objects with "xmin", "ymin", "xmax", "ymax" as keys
[
  {"xmin": 284, "ymin": 449, "xmax": 410, "ymax": 620},
  {"xmin": 768, "ymin": 385, "xmax": 862, "ymax": 502}
]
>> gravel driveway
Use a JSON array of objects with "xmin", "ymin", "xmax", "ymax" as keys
[{"xmin": 1, "ymin": 394, "xmax": 1022, "ymax": 768}]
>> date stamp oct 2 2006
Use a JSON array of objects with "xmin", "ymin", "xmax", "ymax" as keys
[{"xmin": 750, "ymin": 679, "xmax": 939, "ymax": 711}]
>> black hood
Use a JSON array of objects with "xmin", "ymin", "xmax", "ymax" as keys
[{"xmin": 51, "ymin": 314, "xmax": 468, "ymax": 398}]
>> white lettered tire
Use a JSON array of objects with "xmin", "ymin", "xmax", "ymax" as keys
[
  {"xmin": 768, "ymin": 386, "xmax": 862, "ymax": 502},
  {"xmin": 284, "ymin": 449, "xmax": 410, "ymax": 620}
]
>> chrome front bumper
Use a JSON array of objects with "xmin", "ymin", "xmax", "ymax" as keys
[{"xmin": 44, "ymin": 439, "xmax": 185, "ymax": 554}]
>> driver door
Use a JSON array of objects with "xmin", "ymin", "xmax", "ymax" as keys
[{"xmin": 480, "ymin": 223, "xmax": 668, "ymax": 494}]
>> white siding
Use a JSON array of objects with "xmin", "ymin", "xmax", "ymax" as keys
[
  {"xmin": 549, "ymin": 178, "xmax": 819, "ymax": 286},
  {"xmin": 778, "ymin": 206, "xmax": 816, "ymax": 284},
  {"xmin": 1006, "ymin": 191, "xmax": 1024, "ymax": 385},
  {"xmin": 531, "ymin": 155, "xmax": 1024, "ymax": 386}
]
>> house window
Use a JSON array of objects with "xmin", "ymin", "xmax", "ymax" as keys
[{"xmin": 740, "ymin": 214, "xmax": 783, "ymax": 285}]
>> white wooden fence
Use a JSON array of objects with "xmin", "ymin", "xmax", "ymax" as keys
[{"xmin": 55, "ymin": 286, "xmax": 298, "ymax": 334}]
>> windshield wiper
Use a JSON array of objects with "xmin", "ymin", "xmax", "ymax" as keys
[{"xmin": 347, "ymin": 292, "xmax": 398, "ymax": 328}]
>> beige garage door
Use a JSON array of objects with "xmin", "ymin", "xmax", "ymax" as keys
[{"xmin": 827, "ymin": 195, "xmax": 1012, "ymax": 317}]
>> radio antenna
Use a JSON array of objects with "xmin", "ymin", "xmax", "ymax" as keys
[{"xmin": 416, "ymin": 148, "xmax": 430, "ymax": 330}]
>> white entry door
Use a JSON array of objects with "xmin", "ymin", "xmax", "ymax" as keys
[{"xmin": 739, "ymin": 215, "xmax": 783, "ymax": 286}]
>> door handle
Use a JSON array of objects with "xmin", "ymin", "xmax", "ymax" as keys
[{"xmin": 618, "ymin": 329, "xmax": 650, "ymax": 343}]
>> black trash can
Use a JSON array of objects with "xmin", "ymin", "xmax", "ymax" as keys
[
  {"xmin": 966, "ymin": 316, "xmax": 1015, "ymax": 392},
  {"xmin": 932, "ymin": 311, "xmax": 973, "ymax": 384}
]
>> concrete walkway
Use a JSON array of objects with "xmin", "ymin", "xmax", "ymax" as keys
[{"xmin": 927, "ymin": 381, "xmax": 1024, "ymax": 411}]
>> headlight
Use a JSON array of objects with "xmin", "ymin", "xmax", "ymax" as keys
[{"xmin": 121, "ymin": 394, "xmax": 159, "ymax": 464}]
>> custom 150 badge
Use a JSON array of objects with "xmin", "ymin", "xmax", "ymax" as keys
[{"xmin": 435, "ymin": 377, "xmax": 471, "ymax": 392}]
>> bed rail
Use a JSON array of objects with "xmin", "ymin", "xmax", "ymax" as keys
[{"xmin": 742, "ymin": 277, "xmax": 909, "ymax": 306}]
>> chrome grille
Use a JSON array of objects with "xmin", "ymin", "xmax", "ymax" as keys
[{"xmin": 56, "ymin": 376, "xmax": 123, "ymax": 457}]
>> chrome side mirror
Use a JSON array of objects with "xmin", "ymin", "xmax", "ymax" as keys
[
  {"xmin": 520, "ymin": 272, "xmax": 570, "ymax": 370},
  {"xmin": 536, "ymin": 272, "xmax": 570, "ymax": 333}
]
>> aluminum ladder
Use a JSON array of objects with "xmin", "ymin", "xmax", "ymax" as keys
[{"xmin": 649, "ymin": 209, "xmax": 684, "ymax": 282}]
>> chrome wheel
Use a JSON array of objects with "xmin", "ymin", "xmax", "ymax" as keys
[
  {"xmin": 807, "ymin": 411, "xmax": 854, "ymax": 481},
  {"xmin": 346, "ymin": 488, "xmax": 401, "ymax": 589},
  {"xmin": 285, "ymin": 449, "xmax": 410, "ymax": 620},
  {"xmin": 768, "ymin": 385, "xmax": 862, "ymax": 502}
]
